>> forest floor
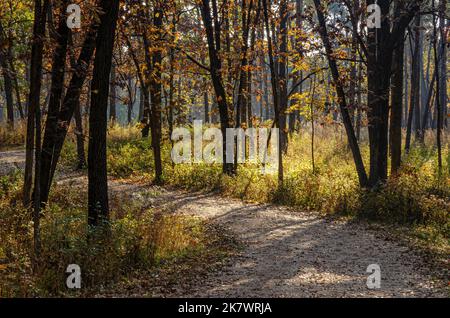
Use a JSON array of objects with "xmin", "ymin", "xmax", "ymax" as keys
[{"xmin": 0, "ymin": 150, "xmax": 448, "ymax": 297}]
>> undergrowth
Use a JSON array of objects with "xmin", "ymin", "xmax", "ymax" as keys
[{"xmin": 0, "ymin": 171, "xmax": 232, "ymax": 297}]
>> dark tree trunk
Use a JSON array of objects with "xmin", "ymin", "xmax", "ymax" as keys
[
  {"xmin": 365, "ymin": 0, "xmax": 417, "ymax": 186},
  {"xmin": 366, "ymin": 0, "xmax": 392, "ymax": 186},
  {"xmin": 40, "ymin": 0, "xmax": 70, "ymax": 205},
  {"xmin": 122, "ymin": 30, "xmax": 150, "ymax": 137},
  {"xmin": 263, "ymin": 0, "xmax": 283, "ymax": 185},
  {"xmin": 414, "ymin": 16, "xmax": 422, "ymax": 140},
  {"xmin": 389, "ymin": 14, "xmax": 405, "ymax": 175},
  {"xmin": 138, "ymin": 87, "xmax": 144, "ymax": 122},
  {"xmin": 278, "ymin": 0, "xmax": 288, "ymax": 153},
  {"xmin": 314, "ymin": 0, "xmax": 368, "ymax": 187},
  {"xmin": 0, "ymin": 51, "xmax": 14, "ymax": 128},
  {"xmin": 109, "ymin": 63, "xmax": 117, "ymax": 123},
  {"xmin": 40, "ymin": 21, "xmax": 99, "ymax": 205},
  {"xmin": 356, "ymin": 59, "xmax": 362, "ymax": 141},
  {"xmin": 147, "ymin": 2, "xmax": 163, "ymax": 184},
  {"xmin": 204, "ymin": 90, "xmax": 209, "ymax": 124},
  {"xmin": 433, "ymin": 0, "xmax": 443, "ymax": 173},
  {"xmin": 0, "ymin": 20, "xmax": 25, "ymax": 120},
  {"xmin": 438, "ymin": 0, "xmax": 447, "ymax": 128},
  {"xmin": 127, "ymin": 76, "xmax": 133, "ymax": 125},
  {"xmin": 0, "ymin": 21, "xmax": 15, "ymax": 128},
  {"xmin": 88, "ymin": 0, "xmax": 120, "ymax": 226},
  {"xmin": 74, "ymin": 100, "xmax": 86, "ymax": 170},
  {"xmin": 199, "ymin": 0, "xmax": 234, "ymax": 175},
  {"xmin": 405, "ymin": 16, "xmax": 421, "ymax": 151},
  {"xmin": 289, "ymin": 0, "xmax": 304, "ymax": 133},
  {"xmin": 24, "ymin": 0, "xmax": 49, "ymax": 207},
  {"xmin": 236, "ymin": 0, "xmax": 254, "ymax": 128}
]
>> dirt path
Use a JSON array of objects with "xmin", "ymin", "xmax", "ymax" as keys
[
  {"xmin": 105, "ymin": 180, "xmax": 446, "ymax": 298},
  {"xmin": 0, "ymin": 149, "xmax": 25, "ymax": 175},
  {"xmin": 0, "ymin": 150, "xmax": 447, "ymax": 297}
]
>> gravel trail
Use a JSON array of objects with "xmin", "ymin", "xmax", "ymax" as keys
[{"xmin": 1, "ymin": 150, "xmax": 447, "ymax": 297}]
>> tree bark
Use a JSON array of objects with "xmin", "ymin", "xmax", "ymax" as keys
[
  {"xmin": 23, "ymin": 0, "xmax": 49, "ymax": 207},
  {"xmin": 389, "ymin": 2, "xmax": 405, "ymax": 175},
  {"xmin": 40, "ymin": 20, "xmax": 99, "ymax": 205},
  {"xmin": 109, "ymin": 62, "xmax": 117, "ymax": 123},
  {"xmin": 40, "ymin": 0, "xmax": 70, "ymax": 205},
  {"xmin": 199, "ymin": 0, "xmax": 234, "ymax": 175},
  {"xmin": 405, "ymin": 16, "xmax": 421, "ymax": 151},
  {"xmin": 263, "ymin": 0, "xmax": 283, "ymax": 185},
  {"xmin": 88, "ymin": 0, "xmax": 120, "ymax": 226},
  {"xmin": 0, "ymin": 21, "xmax": 15, "ymax": 128}
]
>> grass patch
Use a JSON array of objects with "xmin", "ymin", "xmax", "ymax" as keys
[{"xmin": 0, "ymin": 174, "xmax": 236, "ymax": 297}]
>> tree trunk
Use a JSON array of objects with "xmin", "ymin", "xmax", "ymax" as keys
[
  {"xmin": 88, "ymin": 0, "xmax": 120, "ymax": 226},
  {"xmin": 0, "ymin": 21, "xmax": 15, "ymax": 128},
  {"xmin": 109, "ymin": 63, "xmax": 117, "ymax": 123},
  {"xmin": 314, "ymin": 0, "xmax": 368, "ymax": 187},
  {"xmin": 414, "ymin": 16, "xmax": 423, "ymax": 140},
  {"xmin": 278, "ymin": 0, "xmax": 289, "ymax": 153},
  {"xmin": 199, "ymin": 0, "xmax": 234, "ymax": 175},
  {"xmin": 389, "ymin": 10, "xmax": 405, "ymax": 175},
  {"xmin": 24, "ymin": 0, "xmax": 49, "ymax": 207},
  {"xmin": 40, "ymin": 0, "xmax": 70, "ymax": 205},
  {"xmin": 147, "ymin": 2, "xmax": 163, "ymax": 184},
  {"xmin": 0, "ymin": 50, "xmax": 14, "ymax": 128},
  {"xmin": 74, "ymin": 100, "xmax": 86, "ymax": 170},
  {"xmin": 433, "ymin": 0, "xmax": 443, "ymax": 173},
  {"xmin": 263, "ymin": 0, "xmax": 283, "ymax": 186},
  {"xmin": 40, "ymin": 21, "xmax": 99, "ymax": 205},
  {"xmin": 438, "ymin": 0, "xmax": 447, "ymax": 129},
  {"xmin": 405, "ymin": 17, "xmax": 421, "ymax": 151},
  {"xmin": 366, "ymin": 0, "xmax": 392, "ymax": 186}
]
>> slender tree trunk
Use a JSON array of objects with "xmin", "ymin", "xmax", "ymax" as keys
[
  {"xmin": 389, "ymin": 21, "xmax": 405, "ymax": 175},
  {"xmin": 74, "ymin": 100, "xmax": 86, "ymax": 170},
  {"xmin": 199, "ymin": 0, "xmax": 234, "ymax": 175},
  {"xmin": 263, "ymin": 0, "xmax": 283, "ymax": 185},
  {"xmin": 433, "ymin": 0, "xmax": 443, "ymax": 174},
  {"xmin": 414, "ymin": 16, "xmax": 423, "ymax": 140},
  {"xmin": 356, "ymin": 59, "xmax": 362, "ymax": 141},
  {"xmin": 314, "ymin": 0, "xmax": 368, "ymax": 187},
  {"xmin": 9, "ymin": 55, "xmax": 25, "ymax": 120},
  {"xmin": 88, "ymin": 0, "xmax": 120, "ymax": 226},
  {"xmin": 0, "ymin": 21, "xmax": 15, "ymax": 128},
  {"xmin": 24, "ymin": 0, "xmax": 49, "ymax": 207},
  {"xmin": 278, "ymin": 0, "xmax": 288, "ymax": 153},
  {"xmin": 438, "ymin": 0, "xmax": 447, "ymax": 129},
  {"xmin": 138, "ymin": 87, "xmax": 144, "ymax": 122},
  {"xmin": 109, "ymin": 63, "xmax": 117, "ymax": 123},
  {"xmin": 405, "ymin": 17, "xmax": 421, "ymax": 151},
  {"xmin": 148, "ymin": 2, "xmax": 163, "ymax": 184},
  {"xmin": 0, "ymin": 51, "xmax": 14, "ymax": 128},
  {"xmin": 0, "ymin": 20, "xmax": 25, "ymax": 120},
  {"xmin": 40, "ymin": 0, "xmax": 70, "ymax": 204},
  {"xmin": 310, "ymin": 75, "xmax": 316, "ymax": 173},
  {"xmin": 403, "ymin": 41, "xmax": 409, "ymax": 128}
]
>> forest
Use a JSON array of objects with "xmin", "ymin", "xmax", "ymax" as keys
[{"xmin": 0, "ymin": 0, "xmax": 448, "ymax": 298}]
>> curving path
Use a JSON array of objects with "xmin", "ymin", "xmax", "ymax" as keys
[{"xmin": 0, "ymin": 150, "xmax": 447, "ymax": 297}]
